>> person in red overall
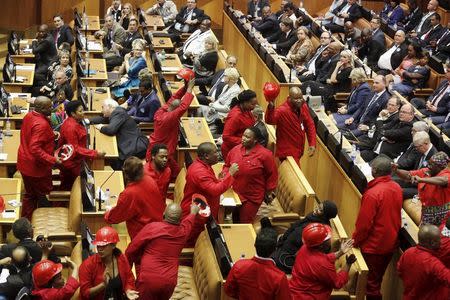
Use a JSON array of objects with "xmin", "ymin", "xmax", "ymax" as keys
[
  {"xmin": 353, "ymin": 155, "xmax": 403, "ymax": 300},
  {"xmin": 146, "ymin": 70, "xmax": 195, "ymax": 179},
  {"xmin": 17, "ymin": 96, "xmax": 60, "ymax": 220},
  {"xmin": 398, "ymin": 224, "xmax": 450, "ymax": 300},
  {"xmin": 224, "ymin": 226, "xmax": 291, "ymax": 300},
  {"xmin": 105, "ymin": 156, "xmax": 165, "ymax": 240},
  {"xmin": 144, "ymin": 144, "xmax": 172, "ymax": 201},
  {"xmin": 58, "ymin": 100, "xmax": 105, "ymax": 190},
  {"xmin": 223, "ymin": 126, "xmax": 278, "ymax": 223},
  {"xmin": 221, "ymin": 90, "xmax": 257, "ymax": 159},
  {"xmin": 180, "ymin": 142, "xmax": 239, "ymax": 247},
  {"xmin": 289, "ymin": 223, "xmax": 356, "ymax": 299},
  {"xmin": 31, "ymin": 258, "xmax": 79, "ymax": 300},
  {"xmin": 125, "ymin": 202, "xmax": 200, "ymax": 300},
  {"xmin": 438, "ymin": 216, "xmax": 450, "ymax": 267},
  {"xmin": 79, "ymin": 226, "xmax": 138, "ymax": 300},
  {"xmin": 265, "ymin": 86, "xmax": 316, "ymax": 165}
]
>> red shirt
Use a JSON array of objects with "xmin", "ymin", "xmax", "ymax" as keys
[
  {"xmin": 221, "ymin": 105, "xmax": 255, "ymax": 159},
  {"xmin": 224, "ymin": 256, "xmax": 291, "ymax": 300},
  {"xmin": 289, "ymin": 246, "xmax": 349, "ymax": 299},
  {"xmin": 125, "ymin": 215, "xmax": 195, "ymax": 295},
  {"xmin": 146, "ymin": 87, "xmax": 194, "ymax": 160},
  {"xmin": 144, "ymin": 161, "xmax": 171, "ymax": 200},
  {"xmin": 32, "ymin": 276, "xmax": 79, "ymax": 300},
  {"xmin": 409, "ymin": 168, "xmax": 450, "ymax": 207},
  {"xmin": 223, "ymin": 144, "xmax": 278, "ymax": 204},
  {"xmin": 352, "ymin": 175, "xmax": 403, "ymax": 254},
  {"xmin": 265, "ymin": 100, "xmax": 316, "ymax": 160},
  {"xmin": 104, "ymin": 175, "xmax": 165, "ymax": 239},
  {"xmin": 79, "ymin": 252, "xmax": 135, "ymax": 300},
  {"xmin": 397, "ymin": 245, "xmax": 450, "ymax": 300},
  {"xmin": 439, "ymin": 223, "xmax": 450, "ymax": 268},
  {"xmin": 181, "ymin": 158, "xmax": 234, "ymax": 220},
  {"xmin": 17, "ymin": 111, "xmax": 57, "ymax": 177},
  {"xmin": 58, "ymin": 117, "xmax": 98, "ymax": 171}
]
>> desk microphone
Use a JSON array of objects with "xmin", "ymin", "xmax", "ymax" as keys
[
  {"xmin": 331, "ymin": 129, "xmax": 344, "ymax": 147},
  {"xmin": 87, "ymin": 62, "xmax": 90, "ymax": 78},
  {"xmin": 97, "ymin": 170, "xmax": 116, "ymax": 211},
  {"xmin": 89, "ymin": 88, "xmax": 94, "ymax": 111}
]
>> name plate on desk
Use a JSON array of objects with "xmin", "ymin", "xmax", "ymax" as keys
[{"xmin": 0, "ymin": 153, "xmax": 7, "ymax": 161}]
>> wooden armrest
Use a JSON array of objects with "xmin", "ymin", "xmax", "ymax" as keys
[
  {"xmin": 330, "ymin": 290, "xmax": 351, "ymax": 298},
  {"xmin": 138, "ymin": 122, "xmax": 154, "ymax": 130},
  {"xmin": 47, "ymin": 232, "xmax": 77, "ymax": 241},
  {"xmin": 335, "ymin": 92, "xmax": 350, "ymax": 98},
  {"xmin": 271, "ymin": 213, "xmax": 300, "ymax": 222},
  {"xmin": 48, "ymin": 191, "xmax": 71, "ymax": 201},
  {"xmin": 180, "ymin": 247, "xmax": 194, "ymax": 259}
]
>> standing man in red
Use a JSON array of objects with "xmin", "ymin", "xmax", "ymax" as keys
[
  {"xmin": 224, "ymin": 227, "xmax": 291, "ymax": 300},
  {"xmin": 105, "ymin": 156, "xmax": 165, "ymax": 240},
  {"xmin": 144, "ymin": 144, "xmax": 171, "ymax": 201},
  {"xmin": 265, "ymin": 86, "xmax": 316, "ymax": 164},
  {"xmin": 17, "ymin": 96, "xmax": 60, "ymax": 220},
  {"xmin": 181, "ymin": 142, "xmax": 239, "ymax": 247},
  {"xmin": 352, "ymin": 155, "xmax": 403, "ymax": 300},
  {"xmin": 398, "ymin": 224, "xmax": 450, "ymax": 300},
  {"xmin": 438, "ymin": 216, "xmax": 450, "ymax": 267},
  {"xmin": 146, "ymin": 69, "xmax": 195, "ymax": 178},
  {"xmin": 125, "ymin": 203, "xmax": 200, "ymax": 300}
]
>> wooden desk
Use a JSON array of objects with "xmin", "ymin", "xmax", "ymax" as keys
[
  {"xmin": 80, "ymin": 59, "xmax": 108, "ymax": 87},
  {"xmin": 3, "ymin": 64, "xmax": 35, "ymax": 93},
  {"xmin": 177, "ymin": 117, "xmax": 215, "ymax": 167},
  {"xmin": 219, "ymin": 224, "xmax": 256, "ymax": 262},
  {"xmin": 0, "ymin": 178, "xmax": 22, "ymax": 241},
  {"xmin": 0, "ymin": 130, "xmax": 19, "ymax": 178},
  {"xmin": 212, "ymin": 163, "xmax": 242, "ymax": 223},
  {"xmin": 143, "ymin": 15, "xmax": 165, "ymax": 30},
  {"xmin": 81, "ymin": 170, "xmax": 124, "ymax": 232},
  {"xmin": 0, "ymin": 95, "xmax": 30, "ymax": 129},
  {"xmin": 83, "ymin": 87, "xmax": 112, "ymax": 116},
  {"xmin": 11, "ymin": 39, "xmax": 34, "ymax": 63},
  {"xmin": 70, "ymin": 16, "xmax": 101, "ymax": 32},
  {"xmin": 89, "ymin": 125, "xmax": 119, "ymax": 169},
  {"xmin": 79, "ymin": 34, "xmax": 104, "ymax": 57},
  {"xmin": 160, "ymin": 54, "xmax": 182, "ymax": 80},
  {"xmin": 152, "ymin": 37, "xmax": 174, "ymax": 51}
]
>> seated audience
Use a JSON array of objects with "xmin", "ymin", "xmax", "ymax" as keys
[
  {"xmin": 267, "ymin": 18, "xmax": 297, "ymax": 57},
  {"xmin": 38, "ymin": 52, "xmax": 73, "ymax": 98},
  {"xmin": 51, "ymin": 15, "xmax": 74, "ymax": 49},
  {"xmin": 144, "ymin": 144, "xmax": 171, "ymax": 201},
  {"xmin": 121, "ymin": 79, "xmax": 160, "ymax": 123},
  {"xmin": 285, "ymin": 26, "xmax": 313, "ymax": 69},
  {"xmin": 433, "ymin": 21, "xmax": 450, "ymax": 60},
  {"xmin": 402, "ymin": 0, "xmax": 422, "ymax": 33},
  {"xmin": 32, "ymin": 24, "xmax": 58, "ymax": 75},
  {"xmin": 252, "ymin": 6, "xmax": 280, "ymax": 38},
  {"xmin": 193, "ymin": 36, "xmax": 219, "ymax": 78},
  {"xmin": 370, "ymin": 16, "xmax": 386, "ymax": 47},
  {"xmin": 146, "ymin": 0, "xmax": 178, "ymax": 25},
  {"xmin": 49, "ymin": 88, "xmax": 71, "ymax": 130},
  {"xmin": 95, "ymin": 14, "xmax": 127, "ymax": 70},
  {"xmin": 106, "ymin": 0, "xmax": 123, "ymax": 22},
  {"xmin": 179, "ymin": 18, "xmax": 212, "ymax": 65},
  {"xmin": 316, "ymin": 0, "xmax": 345, "ymax": 26},
  {"xmin": 247, "ymin": 0, "xmax": 269, "ymax": 19},
  {"xmin": 395, "ymin": 121, "xmax": 430, "ymax": 170},
  {"xmin": 357, "ymin": 28, "xmax": 386, "ymax": 70},
  {"xmin": 410, "ymin": 0, "xmax": 439, "ymax": 38},
  {"xmin": 282, "ymin": 2, "xmax": 299, "ymax": 23},
  {"xmin": 391, "ymin": 52, "xmax": 430, "ymax": 97},
  {"xmin": 171, "ymin": 0, "xmax": 205, "ymax": 34},
  {"xmin": 325, "ymin": 0, "xmax": 362, "ymax": 33},
  {"xmin": 385, "ymin": 0, "xmax": 405, "ymax": 26},
  {"xmin": 376, "ymin": 30, "xmax": 408, "ymax": 75},
  {"xmin": 386, "ymin": 42, "xmax": 422, "ymax": 86},
  {"xmin": 342, "ymin": 21, "xmax": 361, "ymax": 49},
  {"xmin": 118, "ymin": 2, "xmax": 134, "ymax": 30},
  {"xmin": 417, "ymin": 13, "xmax": 444, "ymax": 49}
]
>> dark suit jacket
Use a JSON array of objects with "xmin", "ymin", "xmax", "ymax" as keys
[
  {"xmin": 121, "ymin": 31, "xmax": 143, "ymax": 56},
  {"xmin": 397, "ymin": 144, "xmax": 421, "ymax": 170},
  {"xmin": 420, "ymin": 24, "xmax": 445, "ymax": 47},
  {"xmin": 254, "ymin": 14, "xmax": 280, "ymax": 38},
  {"xmin": 247, "ymin": 0, "xmax": 270, "ymax": 18},
  {"xmin": 359, "ymin": 39, "xmax": 386, "ymax": 69},
  {"xmin": 0, "ymin": 239, "xmax": 60, "ymax": 264},
  {"xmin": 415, "ymin": 12, "xmax": 434, "ymax": 36},
  {"xmin": 51, "ymin": 25, "xmax": 74, "ymax": 47},
  {"xmin": 347, "ymin": 82, "xmax": 372, "ymax": 115},
  {"xmin": 390, "ymin": 42, "xmax": 408, "ymax": 70},
  {"xmin": 378, "ymin": 119, "xmax": 413, "ymax": 158},
  {"xmin": 353, "ymin": 90, "xmax": 390, "ymax": 124},
  {"xmin": 332, "ymin": 2, "xmax": 362, "ymax": 23},
  {"xmin": 196, "ymin": 69, "xmax": 225, "ymax": 88},
  {"xmin": 372, "ymin": 28, "xmax": 386, "ymax": 47},
  {"xmin": 32, "ymin": 35, "xmax": 58, "ymax": 69},
  {"xmin": 426, "ymin": 80, "xmax": 450, "ymax": 115},
  {"xmin": 403, "ymin": 7, "xmax": 423, "ymax": 33},
  {"xmin": 175, "ymin": 7, "xmax": 205, "ymax": 33},
  {"xmin": 414, "ymin": 145, "xmax": 438, "ymax": 169},
  {"xmin": 273, "ymin": 29, "xmax": 298, "ymax": 56},
  {"xmin": 316, "ymin": 53, "xmax": 339, "ymax": 84},
  {"xmin": 436, "ymin": 29, "xmax": 450, "ymax": 59}
]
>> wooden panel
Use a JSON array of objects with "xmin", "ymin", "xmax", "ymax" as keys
[
  {"xmin": 41, "ymin": 0, "xmax": 98, "ymax": 26},
  {"xmin": 0, "ymin": 0, "xmax": 38, "ymax": 31}
]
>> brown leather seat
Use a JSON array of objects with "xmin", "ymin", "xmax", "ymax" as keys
[
  {"xmin": 31, "ymin": 177, "xmax": 82, "ymax": 256},
  {"xmin": 61, "ymin": 241, "xmax": 82, "ymax": 300},
  {"xmin": 170, "ymin": 231, "xmax": 223, "ymax": 300},
  {"xmin": 403, "ymin": 198, "xmax": 421, "ymax": 225}
]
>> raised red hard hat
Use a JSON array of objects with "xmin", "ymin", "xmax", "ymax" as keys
[
  {"xmin": 177, "ymin": 68, "xmax": 195, "ymax": 81},
  {"xmin": 93, "ymin": 226, "xmax": 120, "ymax": 246},
  {"xmin": 0, "ymin": 196, "xmax": 5, "ymax": 213},
  {"xmin": 32, "ymin": 260, "xmax": 63, "ymax": 288},
  {"xmin": 192, "ymin": 194, "xmax": 211, "ymax": 217},
  {"xmin": 263, "ymin": 82, "xmax": 280, "ymax": 102},
  {"xmin": 54, "ymin": 144, "xmax": 74, "ymax": 162},
  {"xmin": 302, "ymin": 223, "xmax": 332, "ymax": 248}
]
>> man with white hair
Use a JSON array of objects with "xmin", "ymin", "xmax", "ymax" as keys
[
  {"xmin": 91, "ymin": 99, "xmax": 149, "ymax": 169},
  {"xmin": 178, "ymin": 17, "xmax": 213, "ymax": 64},
  {"xmin": 146, "ymin": 0, "xmax": 178, "ymax": 26}
]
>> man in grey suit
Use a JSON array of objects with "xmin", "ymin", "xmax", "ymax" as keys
[{"xmin": 92, "ymin": 99, "xmax": 149, "ymax": 169}]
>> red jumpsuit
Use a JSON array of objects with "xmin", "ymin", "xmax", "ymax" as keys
[
  {"xmin": 17, "ymin": 111, "xmax": 57, "ymax": 219},
  {"xmin": 125, "ymin": 214, "xmax": 196, "ymax": 300},
  {"xmin": 104, "ymin": 175, "xmax": 165, "ymax": 240},
  {"xmin": 265, "ymin": 100, "xmax": 316, "ymax": 164},
  {"xmin": 352, "ymin": 175, "xmax": 403, "ymax": 299},
  {"xmin": 224, "ymin": 256, "xmax": 291, "ymax": 300},
  {"xmin": 180, "ymin": 158, "xmax": 234, "ymax": 247},
  {"xmin": 221, "ymin": 105, "xmax": 255, "ymax": 159},
  {"xmin": 58, "ymin": 117, "xmax": 98, "ymax": 191},
  {"xmin": 439, "ymin": 222, "xmax": 450, "ymax": 268},
  {"xmin": 223, "ymin": 144, "xmax": 278, "ymax": 223},
  {"xmin": 397, "ymin": 245, "xmax": 450, "ymax": 300},
  {"xmin": 146, "ymin": 87, "xmax": 194, "ymax": 178},
  {"xmin": 32, "ymin": 276, "xmax": 79, "ymax": 300},
  {"xmin": 289, "ymin": 246, "xmax": 349, "ymax": 299},
  {"xmin": 144, "ymin": 161, "xmax": 171, "ymax": 201},
  {"xmin": 79, "ymin": 252, "xmax": 135, "ymax": 300}
]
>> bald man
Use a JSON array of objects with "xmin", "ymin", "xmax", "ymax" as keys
[
  {"xmin": 265, "ymin": 86, "xmax": 316, "ymax": 165},
  {"xmin": 18, "ymin": 97, "xmax": 60, "ymax": 219},
  {"xmin": 398, "ymin": 224, "xmax": 450, "ymax": 299},
  {"xmin": 126, "ymin": 203, "xmax": 200, "ymax": 300},
  {"xmin": 32, "ymin": 24, "xmax": 58, "ymax": 74}
]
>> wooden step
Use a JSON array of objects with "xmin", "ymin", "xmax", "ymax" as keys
[
  {"xmin": 0, "ymin": 43, "xmax": 7, "ymax": 58},
  {"xmin": 0, "ymin": 33, "xmax": 8, "ymax": 44}
]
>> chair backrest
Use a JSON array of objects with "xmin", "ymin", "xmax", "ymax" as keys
[
  {"xmin": 174, "ymin": 167, "xmax": 187, "ymax": 204},
  {"xmin": 68, "ymin": 177, "xmax": 82, "ymax": 233}
]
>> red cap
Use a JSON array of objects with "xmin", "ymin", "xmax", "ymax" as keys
[
  {"xmin": 32, "ymin": 260, "xmax": 63, "ymax": 288},
  {"xmin": 93, "ymin": 226, "xmax": 120, "ymax": 246},
  {"xmin": 302, "ymin": 223, "xmax": 332, "ymax": 248},
  {"xmin": 177, "ymin": 68, "xmax": 195, "ymax": 81},
  {"xmin": 263, "ymin": 82, "xmax": 280, "ymax": 102}
]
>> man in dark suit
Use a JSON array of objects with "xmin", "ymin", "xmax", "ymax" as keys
[
  {"xmin": 396, "ymin": 121, "xmax": 430, "ymax": 170},
  {"xmin": 376, "ymin": 30, "xmax": 408, "ymax": 75},
  {"xmin": 411, "ymin": 64, "xmax": 450, "ymax": 118},
  {"xmin": 267, "ymin": 18, "xmax": 297, "ymax": 56},
  {"xmin": 51, "ymin": 15, "xmax": 74, "ymax": 49},
  {"xmin": 275, "ymin": 0, "xmax": 291, "ymax": 20},
  {"xmin": 358, "ymin": 28, "xmax": 386, "ymax": 70},
  {"xmin": 247, "ymin": 0, "xmax": 269, "ymax": 19},
  {"xmin": 370, "ymin": 16, "xmax": 386, "ymax": 47},
  {"xmin": 433, "ymin": 22, "xmax": 450, "ymax": 60},
  {"xmin": 417, "ymin": 13, "xmax": 445, "ymax": 49},
  {"xmin": 253, "ymin": 6, "xmax": 280, "ymax": 38},
  {"xmin": 92, "ymin": 99, "xmax": 149, "ymax": 169},
  {"xmin": 325, "ymin": 0, "xmax": 362, "ymax": 33},
  {"xmin": 403, "ymin": 0, "xmax": 423, "ymax": 33},
  {"xmin": 172, "ymin": 0, "xmax": 205, "ymax": 33},
  {"xmin": 296, "ymin": 31, "xmax": 332, "ymax": 82},
  {"xmin": 410, "ymin": 0, "xmax": 439, "ymax": 37},
  {"xmin": 32, "ymin": 24, "xmax": 58, "ymax": 75}
]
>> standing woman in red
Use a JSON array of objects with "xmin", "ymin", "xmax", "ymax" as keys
[
  {"xmin": 79, "ymin": 226, "xmax": 138, "ymax": 300},
  {"xmin": 221, "ymin": 90, "xmax": 257, "ymax": 159},
  {"xmin": 58, "ymin": 101, "xmax": 105, "ymax": 190},
  {"xmin": 223, "ymin": 127, "xmax": 278, "ymax": 223}
]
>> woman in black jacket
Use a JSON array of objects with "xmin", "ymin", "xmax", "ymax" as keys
[{"xmin": 193, "ymin": 36, "xmax": 219, "ymax": 78}]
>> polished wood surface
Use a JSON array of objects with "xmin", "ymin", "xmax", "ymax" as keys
[
  {"xmin": 220, "ymin": 224, "xmax": 256, "ymax": 262},
  {"xmin": 143, "ymin": 14, "xmax": 165, "ymax": 29},
  {"xmin": 0, "ymin": 178, "xmax": 22, "ymax": 224},
  {"xmin": 80, "ymin": 58, "xmax": 108, "ymax": 86},
  {"xmin": 152, "ymin": 37, "xmax": 174, "ymax": 50},
  {"xmin": 0, "ymin": 130, "xmax": 19, "ymax": 178},
  {"xmin": 0, "ymin": 97, "xmax": 30, "ymax": 129},
  {"xmin": 3, "ymin": 64, "xmax": 35, "ymax": 93},
  {"xmin": 179, "ymin": 117, "xmax": 214, "ymax": 148},
  {"xmin": 83, "ymin": 87, "xmax": 112, "ymax": 114},
  {"xmin": 89, "ymin": 125, "xmax": 119, "ymax": 170},
  {"xmin": 0, "ymin": 0, "xmax": 39, "ymax": 31}
]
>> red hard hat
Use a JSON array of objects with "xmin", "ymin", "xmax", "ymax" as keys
[
  {"xmin": 93, "ymin": 226, "xmax": 120, "ymax": 246},
  {"xmin": 263, "ymin": 82, "xmax": 280, "ymax": 102},
  {"xmin": 32, "ymin": 260, "xmax": 63, "ymax": 288},
  {"xmin": 192, "ymin": 194, "xmax": 211, "ymax": 218},
  {"xmin": 0, "ymin": 196, "xmax": 5, "ymax": 213},
  {"xmin": 177, "ymin": 68, "xmax": 195, "ymax": 81},
  {"xmin": 302, "ymin": 223, "xmax": 332, "ymax": 248}
]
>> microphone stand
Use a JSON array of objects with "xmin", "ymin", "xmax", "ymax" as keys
[{"xmin": 89, "ymin": 88, "xmax": 93, "ymax": 111}]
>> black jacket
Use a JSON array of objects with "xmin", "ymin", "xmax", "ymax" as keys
[
  {"xmin": 254, "ymin": 14, "xmax": 280, "ymax": 38},
  {"xmin": 0, "ymin": 239, "xmax": 60, "ymax": 264},
  {"xmin": 426, "ymin": 80, "xmax": 450, "ymax": 115},
  {"xmin": 316, "ymin": 53, "xmax": 339, "ymax": 84},
  {"xmin": 332, "ymin": 2, "xmax": 362, "ymax": 23},
  {"xmin": 120, "ymin": 31, "xmax": 143, "ymax": 56},
  {"xmin": 436, "ymin": 29, "xmax": 450, "ymax": 59},
  {"xmin": 403, "ymin": 7, "xmax": 423, "ymax": 33},
  {"xmin": 32, "ymin": 35, "xmax": 58, "ymax": 69},
  {"xmin": 272, "ymin": 29, "xmax": 298, "ymax": 56},
  {"xmin": 359, "ymin": 39, "xmax": 386, "ymax": 70},
  {"xmin": 175, "ymin": 7, "xmax": 205, "ymax": 33},
  {"xmin": 247, "ymin": 0, "xmax": 270, "ymax": 18},
  {"xmin": 378, "ymin": 119, "xmax": 414, "ymax": 158},
  {"xmin": 420, "ymin": 24, "xmax": 445, "ymax": 47},
  {"xmin": 390, "ymin": 42, "xmax": 408, "ymax": 70},
  {"xmin": 51, "ymin": 25, "xmax": 74, "ymax": 47}
]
